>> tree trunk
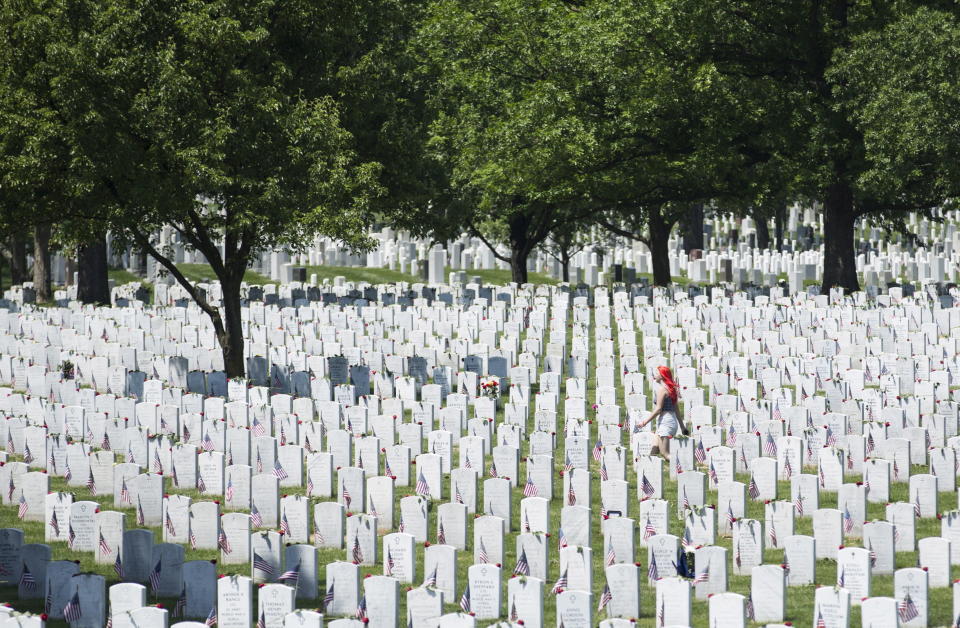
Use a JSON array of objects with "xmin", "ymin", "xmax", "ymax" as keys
[
  {"xmin": 561, "ymin": 250, "xmax": 570, "ymax": 283},
  {"xmin": 755, "ymin": 213, "xmax": 770, "ymax": 250},
  {"xmin": 78, "ymin": 234, "xmax": 111, "ymax": 304},
  {"xmin": 649, "ymin": 207, "xmax": 673, "ymax": 286},
  {"xmin": 774, "ymin": 204, "xmax": 785, "ymax": 251},
  {"xmin": 9, "ymin": 234, "xmax": 27, "ymax": 285},
  {"xmin": 32, "ymin": 224, "xmax": 51, "ymax": 301},
  {"xmin": 821, "ymin": 181, "xmax": 860, "ymax": 294},
  {"xmin": 682, "ymin": 203, "xmax": 705, "ymax": 252},
  {"xmin": 218, "ymin": 274, "xmax": 246, "ymax": 378},
  {"xmin": 507, "ymin": 213, "xmax": 531, "ymax": 284}
]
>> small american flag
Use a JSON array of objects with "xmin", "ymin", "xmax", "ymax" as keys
[
  {"xmin": 415, "ymin": 472, "xmax": 430, "ymax": 497},
  {"xmin": 63, "ymin": 592, "xmax": 82, "ymax": 622},
  {"xmin": 6, "ymin": 432, "xmax": 14, "ymax": 454},
  {"xmin": 205, "ymin": 606, "xmax": 217, "ymax": 626},
  {"xmin": 599, "ymin": 461, "xmax": 608, "ymax": 481},
  {"xmin": 641, "ymin": 474, "xmax": 655, "ymax": 498},
  {"xmin": 605, "ymin": 543, "xmax": 616, "ymax": 567},
  {"xmin": 272, "ymin": 460, "xmax": 288, "ymax": 480},
  {"xmin": 120, "ymin": 479, "xmax": 131, "ymax": 504},
  {"xmin": 253, "ymin": 553, "xmax": 275, "ymax": 576},
  {"xmin": 748, "ymin": 476, "xmax": 760, "ymax": 499},
  {"xmin": 303, "ymin": 434, "xmax": 313, "ymax": 453},
  {"xmin": 727, "ymin": 423, "xmax": 737, "ymax": 446},
  {"xmin": 843, "ymin": 507, "xmax": 854, "ymax": 533},
  {"xmin": 114, "ymin": 553, "xmax": 125, "ymax": 579},
  {"xmin": 279, "ymin": 563, "xmax": 300, "ymax": 589},
  {"xmin": 7, "ymin": 475, "xmax": 14, "ymax": 501},
  {"xmin": 563, "ymin": 453, "xmax": 573, "ymax": 475},
  {"xmin": 280, "ymin": 512, "xmax": 291, "ymax": 536},
  {"xmin": 764, "ymin": 433, "xmax": 777, "ymax": 457},
  {"xmin": 455, "ymin": 483, "xmax": 464, "ymax": 504},
  {"xmin": 136, "ymin": 498, "xmax": 145, "ymax": 526},
  {"xmin": 725, "ymin": 501, "xmax": 736, "ymax": 526},
  {"xmin": 794, "ymin": 493, "xmax": 804, "ymax": 517},
  {"xmin": 171, "ymin": 463, "xmax": 179, "ymax": 487},
  {"xmin": 225, "ymin": 477, "xmax": 234, "ymax": 501},
  {"xmin": 165, "ymin": 512, "xmax": 177, "ymax": 537},
  {"xmin": 87, "ymin": 469, "xmax": 97, "ymax": 495},
  {"xmin": 355, "ymin": 596, "xmax": 368, "ymax": 621},
  {"xmin": 558, "ymin": 527, "xmax": 569, "ymax": 549},
  {"xmin": 477, "ymin": 538, "xmax": 489, "ymax": 564},
  {"xmin": 866, "ymin": 432, "xmax": 876, "ymax": 454},
  {"xmin": 551, "ymin": 568, "xmax": 568, "ymax": 594},
  {"xmin": 708, "ymin": 461, "xmax": 718, "ymax": 484},
  {"xmin": 438, "ymin": 520, "xmax": 446, "ymax": 544},
  {"xmin": 868, "ymin": 541, "xmax": 877, "ymax": 567},
  {"xmin": 101, "ymin": 432, "xmax": 112, "ymax": 450},
  {"xmin": 510, "ymin": 600, "xmax": 518, "ymax": 622},
  {"xmin": 384, "ymin": 457, "xmax": 393, "ymax": 477},
  {"xmin": 252, "ymin": 417, "xmax": 266, "ymax": 437},
  {"xmin": 250, "ymin": 505, "xmax": 263, "ymax": 528},
  {"xmin": 745, "ymin": 593, "xmax": 755, "ymax": 620},
  {"xmin": 643, "ymin": 518, "xmax": 658, "ymax": 541},
  {"xmin": 694, "ymin": 562, "xmax": 710, "ymax": 584},
  {"xmin": 64, "ymin": 460, "xmax": 73, "ymax": 482},
  {"xmin": 598, "ymin": 584, "xmax": 612, "ymax": 612},
  {"xmin": 657, "ymin": 597, "xmax": 665, "ymax": 627},
  {"xmin": 218, "ymin": 529, "xmax": 232, "ymax": 554},
  {"xmin": 19, "ymin": 563, "xmax": 37, "ymax": 591},
  {"xmin": 423, "ymin": 565, "xmax": 438, "ymax": 587},
  {"xmin": 99, "ymin": 532, "xmax": 112, "ymax": 555},
  {"xmin": 837, "ymin": 566, "xmax": 845, "ymax": 588},
  {"xmin": 385, "ymin": 548, "xmax": 394, "ymax": 576},
  {"xmin": 816, "ymin": 609, "xmax": 826, "ymax": 628},
  {"xmin": 323, "ymin": 582, "xmax": 335, "ymax": 609},
  {"xmin": 681, "ymin": 487, "xmax": 690, "ymax": 510},
  {"xmin": 68, "ymin": 523, "xmax": 76, "ymax": 548},
  {"xmin": 17, "ymin": 495, "xmax": 28, "ymax": 519},
  {"xmin": 675, "ymin": 457, "xmax": 683, "ymax": 476},
  {"xmin": 769, "ymin": 522, "xmax": 778, "ymax": 547},
  {"xmin": 513, "ymin": 549, "xmax": 530, "ymax": 576},
  {"xmin": 149, "ymin": 560, "xmax": 162, "ymax": 593},
  {"xmin": 523, "ymin": 474, "xmax": 538, "ymax": 497},
  {"xmin": 306, "ymin": 474, "xmax": 314, "ymax": 496},
  {"xmin": 23, "ymin": 443, "xmax": 33, "ymax": 463},
  {"xmin": 190, "ymin": 529, "xmax": 198, "ymax": 550},
  {"xmin": 49, "ymin": 510, "xmax": 60, "ymax": 537},
  {"xmin": 914, "ymin": 497, "xmax": 922, "ymax": 518},
  {"xmin": 783, "ymin": 456, "xmax": 793, "ymax": 478},
  {"xmin": 352, "ymin": 535, "xmax": 364, "ymax": 563},
  {"xmin": 226, "ymin": 447, "xmax": 233, "ymax": 466},
  {"xmin": 153, "ymin": 448, "xmax": 164, "ymax": 474},
  {"xmin": 256, "ymin": 609, "xmax": 266, "ymax": 628},
  {"xmin": 202, "ymin": 432, "xmax": 215, "ymax": 452},
  {"xmin": 648, "ymin": 557, "xmax": 659, "ymax": 582},
  {"xmin": 174, "ymin": 587, "xmax": 187, "ymax": 618},
  {"xmin": 256, "ymin": 449, "xmax": 263, "ymax": 473},
  {"xmin": 694, "ymin": 441, "xmax": 706, "ymax": 465},
  {"xmin": 460, "ymin": 582, "xmax": 471, "ymax": 611},
  {"xmin": 489, "ymin": 459, "xmax": 498, "ymax": 478},
  {"xmin": 592, "ymin": 440, "xmax": 603, "ymax": 461},
  {"xmin": 342, "ymin": 485, "xmax": 352, "ymax": 509}
]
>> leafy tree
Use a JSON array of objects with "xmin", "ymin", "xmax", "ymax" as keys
[
  {"xmin": 833, "ymin": 7, "xmax": 960, "ymax": 219},
  {"xmin": 654, "ymin": 0, "xmax": 950, "ymax": 293},
  {"xmin": 0, "ymin": 0, "xmax": 407, "ymax": 376}
]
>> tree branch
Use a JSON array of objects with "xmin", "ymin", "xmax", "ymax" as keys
[{"xmin": 468, "ymin": 222, "xmax": 512, "ymax": 262}]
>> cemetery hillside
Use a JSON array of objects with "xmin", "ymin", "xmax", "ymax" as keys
[{"xmin": 4, "ymin": 1, "xmax": 960, "ymax": 628}]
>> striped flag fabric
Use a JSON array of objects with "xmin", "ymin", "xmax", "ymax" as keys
[
  {"xmin": 250, "ymin": 505, "xmax": 263, "ymax": 528},
  {"xmin": 551, "ymin": 568, "xmax": 568, "ymax": 594},
  {"xmin": 202, "ymin": 432, "xmax": 215, "ymax": 452},
  {"xmin": 352, "ymin": 536, "xmax": 364, "ymax": 564},
  {"xmin": 415, "ymin": 472, "xmax": 430, "ymax": 497},
  {"xmin": 280, "ymin": 512, "xmax": 291, "ymax": 536},
  {"xmin": 218, "ymin": 529, "xmax": 232, "ymax": 554},
  {"xmin": 727, "ymin": 423, "xmax": 737, "ymax": 446},
  {"xmin": 280, "ymin": 563, "xmax": 300, "ymax": 589},
  {"xmin": 225, "ymin": 477, "xmax": 234, "ymax": 502},
  {"xmin": 256, "ymin": 609, "xmax": 266, "ymax": 628},
  {"xmin": 898, "ymin": 594, "xmax": 919, "ymax": 623},
  {"xmin": 648, "ymin": 557, "xmax": 659, "ymax": 582},
  {"xmin": 205, "ymin": 607, "xmax": 217, "ymax": 626},
  {"xmin": 253, "ymin": 553, "xmax": 275, "ymax": 577},
  {"xmin": 694, "ymin": 562, "xmax": 710, "ymax": 584},
  {"xmin": 523, "ymin": 473, "xmax": 538, "ymax": 497},
  {"xmin": 438, "ymin": 520, "xmax": 446, "ymax": 545},
  {"xmin": 567, "ymin": 484, "xmax": 576, "ymax": 506},
  {"xmin": 605, "ymin": 543, "xmax": 616, "ymax": 567},
  {"xmin": 197, "ymin": 474, "xmax": 207, "ymax": 494},
  {"xmin": 746, "ymin": 593, "xmax": 755, "ymax": 620},
  {"xmin": 794, "ymin": 493, "xmax": 804, "ymax": 517},
  {"xmin": 459, "ymin": 582, "xmax": 471, "ymax": 612},
  {"xmin": 49, "ymin": 511, "xmax": 60, "ymax": 537},
  {"xmin": 694, "ymin": 440, "xmax": 706, "ymax": 465},
  {"xmin": 641, "ymin": 474, "xmax": 655, "ymax": 498},
  {"xmin": 355, "ymin": 596, "xmax": 368, "ymax": 621},
  {"xmin": 599, "ymin": 460, "xmax": 609, "ymax": 481},
  {"xmin": 87, "ymin": 469, "xmax": 97, "ymax": 495},
  {"xmin": 63, "ymin": 592, "xmax": 83, "ymax": 622},
  {"xmin": 598, "ymin": 584, "xmax": 612, "ymax": 612},
  {"xmin": 120, "ymin": 479, "xmax": 131, "ymax": 504},
  {"xmin": 99, "ymin": 532, "xmax": 112, "ymax": 555},
  {"xmin": 513, "ymin": 549, "xmax": 530, "ymax": 576},
  {"xmin": 174, "ymin": 587, "xmax": 187, "ymax": 618},
  {"xmin": 68, "ymin": 524, "xmax": 76, "ymax": 549},
  {"xmin": 643, "ymin": 518, "xmax": 658, "ymax": 541},
  {"xmin": 423, "ymin": 566, "xmax": 438, "ymax": 588},
  {"xmin": 478, "ymin": 538, "xmax": 489, "ymax": 564},
  {"xmin": 17, "ymin": 495, "xmax": 28, "ymax": 519},
  {"xmin": 165, "ymin": 512, "xmax": 177, "ymax": 537},
  {"xmin": 558, "ymin": 527, "xmax": 569, "ymax": 549},
  {"xmin": 256, "ymin": 449, "xmax": 263, "ymax": 473},
  {"xmin": 19, "ymin": 563, "xmax": 37, "ymax": 591},
  {"xmin": 137, "ymin": 498, "xmax": 145, "ymax": 526},
  {"xmin": 748, "ymin": 476, "xmax": 760, "ymax": 499},
  {"xmin": 149, "ymin": 560, "xmax": 162, "ymax": 593},
  {"xmin": 592, "ymin": 440, "xmax": 603, "ymax": 461},
  {"xmin": 843, "ymin": 507, "xmax": 854, "ymax": 534},
  {"xmin": 342, "ymin": 485, "xmax": 352, "ymax": 509},
  {"xmin": 323, "ymin": 583, "xmax": 335, "ymax": 609},
  {"xmin": 385, "ymin": 548, "xmax": 394, "ymax": 576},
  {"xmin": 272, "ymin": 460, "xmax": 288, "ymax": 481}
]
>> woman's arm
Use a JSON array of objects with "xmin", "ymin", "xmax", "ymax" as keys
[{"xmin": 639, "ymin": 388, "xmax": 665, "ymax": 428}]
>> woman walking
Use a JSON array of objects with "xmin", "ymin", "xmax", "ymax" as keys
[{"xmin": 638, "ymin": 366, "xmax": 686, "ymax": 460}]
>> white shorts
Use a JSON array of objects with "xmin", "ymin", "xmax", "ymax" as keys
[{"xmin": 656, "ymin": 412, "xmax": 679, "ymax": 438}]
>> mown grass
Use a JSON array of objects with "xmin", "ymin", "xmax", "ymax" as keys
[{"xmin": 0, "ymin": 312, "xmax": 948, "ymax": 627}]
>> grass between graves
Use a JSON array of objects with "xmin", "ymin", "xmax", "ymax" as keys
[
  {"xmin": 0, "ymin": 315, "xmax": 950, "ymax": 627},
  {"xmin": 175, "ymin": 263, "xmax": 276, "ymax": 286}
]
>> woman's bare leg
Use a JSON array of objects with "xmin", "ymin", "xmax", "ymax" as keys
[{"xmin": 658, "ymin": 435, "xmax": 670, "ymax": 461}]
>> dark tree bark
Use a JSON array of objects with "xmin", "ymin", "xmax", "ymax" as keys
[
  {"xmin": 77, "ymin": 234, "xmax": 111, "ymax": 304},
  {"xmin": 682, "ymin": 203, "xmax": 705, "ymax": 252},
  {"xmin": 560, "ymin": 249, "xmax": 571, "ymax": 283},
  {"xmin": 507, "ymin": 213, "xmax": 532, "ymax": 284},
  {"xmin": 32, "ymin": 224, "xmax": 51, "ymax": 301},
  {"xmin": 821, "ymin": 181, "xmax": 860, "ymax": 294},
  {"xmin": 218, "ymin": 273, "xmax": 246, "ymax": 377},
  {"xmin": 649, "ymin": 207, "xmax": 674, "ymax": 286},
  {"xmin": 774, "ymin": 204, "xmax": 785, "ymax": 251},
  {"xmin": 9, "ymin": 234, "xmax": 28, "ymax": 285},
  {"xmin": 755, "ymin": 213, "xmax": 770, "ymax": 250}
]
